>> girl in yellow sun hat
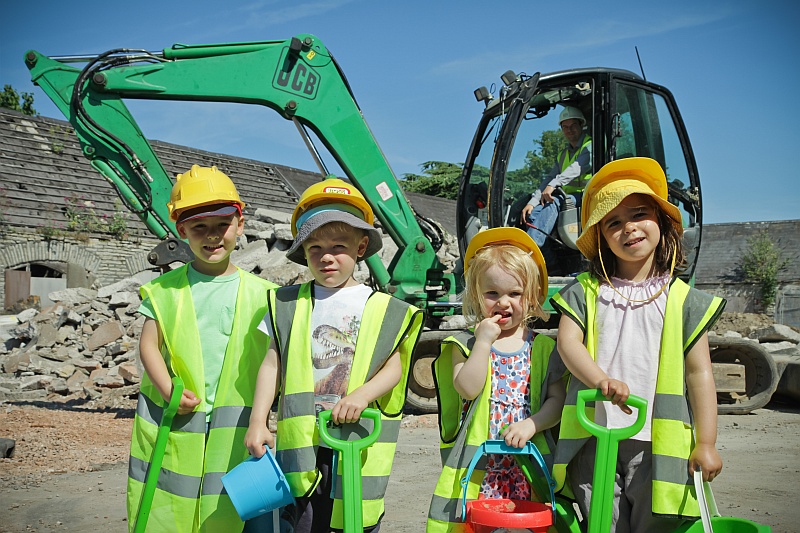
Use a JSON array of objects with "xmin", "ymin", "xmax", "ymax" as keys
[
  {"xmin": 550, "ymin": 157, "xmax": 726, "ymax": 532},
  {"xmin": 426, "ymin": 227, "xmax": 566, "ymax": 532}
]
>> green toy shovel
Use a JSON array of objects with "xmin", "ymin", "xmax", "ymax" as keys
[
  {"xmin": 575, "ymin": 388, "xmax": 647, "ymax": 533},
  {"xmin": 318, "ymin": 408, "xmax": 382, "ymax": 533},
  {"xmin": 133, "ymin": 376, "xmax": 184, "ymax": 533}
]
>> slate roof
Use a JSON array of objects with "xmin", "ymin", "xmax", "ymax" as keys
[
  {"xmin": 0, "ymin": 108, "xmax": 457, "ymax": 237},
  {"xmin": 695, "ymin": 220, "xmax": 800, "ymax": 285}
]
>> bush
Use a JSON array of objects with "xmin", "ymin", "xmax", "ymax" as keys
[{"xmin": 739, "ymin": 230, "xmax": 789, "ymax": 310}]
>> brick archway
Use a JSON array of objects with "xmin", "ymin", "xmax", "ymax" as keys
[{"xmin": 0, "ymin": 240, "xmax": 102, "ymax": 273}]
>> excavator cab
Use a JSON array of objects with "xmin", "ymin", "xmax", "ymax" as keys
[{"xmin": 458, "ymin": 68, "xmax": 704, "ymax": 307}]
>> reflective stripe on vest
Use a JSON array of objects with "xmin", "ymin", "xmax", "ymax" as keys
[
  {"xmin": 426, "ymin": 332, "xmax": 555, "ymax": 532},
  {"xmin": 550, "ymin": 273, "xmax": 725, "ymax": 519},
  {"xmin": 126, "ymin": 265, "xmax": 275, "ymax": 532},
  {"xmin": 269, "ymin": 282, "xmax": 423, "ymax": 529},
  {"xmin": 560, "ymin": 134, "xmax": 592, "ymax": 194}
]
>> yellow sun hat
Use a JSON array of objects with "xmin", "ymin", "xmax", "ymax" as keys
[
  {"xmin": 464, "ymin": 227, "xmax": 548, "ymax": 304},
  {"xmin": 576, "ymin": 157, "xmax": 684, "ymax": 259}
]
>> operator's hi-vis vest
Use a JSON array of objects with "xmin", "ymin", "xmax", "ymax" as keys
[
  {"xmin": 426, "ymin": 330, "xmax": 558, "ymax": 533},
  {"xmin": 559, "ymin": 134, "xmax": 592, "ymax": 195},
  {"xmin": 126, "ymin": 265, "xmax": 276, "ymax": 533},
  {"xmin": 550, "ymin": 273, "xmax": 726, "ymax": 519},
  {"xmin": 266, "ymin": 282, "xmax": 423, "ymax": 530}
]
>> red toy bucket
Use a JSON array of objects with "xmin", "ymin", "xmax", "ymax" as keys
[{"xmin": 465, "ymin": 498, "xmax": 553, "ymax": 533}]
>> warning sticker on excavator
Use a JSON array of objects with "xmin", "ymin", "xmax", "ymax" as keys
[
  {"xmin": 307, "ymin": 50, "xmax": 316, "ymax": 60},
  {"xmin": 376, "ymin": 182, "xmax": 394, "ymax": 201}
]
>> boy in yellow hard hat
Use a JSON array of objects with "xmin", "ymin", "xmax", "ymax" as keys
[
  {"xmin": 245, "ymin": 178, "xmax": 424, "ymax": 532},
  {"xmin": 127, "ymin": 165, "xmax": 277, "ymax": 532}
]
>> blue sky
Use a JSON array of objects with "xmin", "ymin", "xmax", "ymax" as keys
[{"xmin": 2, "ymin": 0, "xmax": 799, "ymax": 224}]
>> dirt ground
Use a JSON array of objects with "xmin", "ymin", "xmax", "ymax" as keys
[{"xmin": 1, "ymin": 397, "xmax": 799, "ymax": 533}]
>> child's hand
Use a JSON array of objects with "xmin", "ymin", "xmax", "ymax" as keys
[
  {"xmin": 177, "ymin": 389, "xmax": 202, "ymax": 415},
  {"xmin": 598, "ymin": 379, "xmax": 632, "ymax": 415},
  {"xmin": 331, "ymin": 392, "xmax": 369, "ymax": 424},
  {"xmin": 244, "ymin": 423, "xmax": 275, "ymax": 459},
  {"xmin": 475, "ymin": 315, "xmax": 502, "ymax": 345},
  {"xmin": 501, "ymin": 419, "xmax": 536, "ymax": 448},
  {"xmin": 689, "ymin": 443, "xmax": 722, "ymax": 482}
]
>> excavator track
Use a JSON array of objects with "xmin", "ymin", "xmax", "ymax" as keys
[{"xmin": 710, "ymin": 337, "xmax": 779, "ymax": 415}]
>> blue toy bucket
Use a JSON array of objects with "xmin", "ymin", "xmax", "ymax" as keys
[{"xmin": 221, "ymin": 449, "xmax": 294, "ymax": 521}]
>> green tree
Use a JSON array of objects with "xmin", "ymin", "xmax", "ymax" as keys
[
  {"xmin": 401, "ymin": 161, "xmax": 462, "ymax": 199},
  {"xmin": 0, "ymin": 85, "xmax": 37, "ymax": 116},
  {"xmin": 740, "ymin": 230, "xmax": 789, "ymax": 310},
  {"xmin": 504, "ymin": 129, "xmax": 565, "ymax": 200}
]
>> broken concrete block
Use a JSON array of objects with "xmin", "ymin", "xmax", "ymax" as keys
[{"xmin": 85, "ymin": 321, "xmax": 125, "ymax": 351}]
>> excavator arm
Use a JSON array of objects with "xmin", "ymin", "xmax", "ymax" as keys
[{"xmin": 25, "ymin": 34, "xmax": 455, "ymax": 312}]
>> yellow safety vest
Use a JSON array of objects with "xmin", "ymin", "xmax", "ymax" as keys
[
  {"xmin": 550, "ymin": 273, "xmax": 725, "ymax": 519},
  {"xmin": 126, "ymin": 265, "xmax": 276, "ymax": 532},
  {"xmin": 426, "ymin": 331, "xmax": 558, "ymax": 533},
  {"xmin": 266, "ymin": 282, "xmax": 423, "ymax": 530},
  {"xmin": 559, "ymin": 134, "xmax": 592, "ymax": 195}
]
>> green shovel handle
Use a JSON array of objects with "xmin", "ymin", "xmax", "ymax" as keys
[
  {"xmin": 134, "ymin": 376, "xmax": 184, "ymax": 533},
  {"xmin": 576, "ymin": 388, "xmax": 647, "ymax": 533},
  {"xmin": 317, "ymin": 408, "xmax": 382, "ymax": 533},
  {"xmin": 576, "ymin": 389, "xmax": 647, "ymax": 441},
  {"xmin": 317, "ymin": 407, "xmax": 382, "ymax": 451}
]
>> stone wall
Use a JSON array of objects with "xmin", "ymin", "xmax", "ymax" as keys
[{"xmin": 1, "ymin": 228, "xmax": 160, "ymax": 307}]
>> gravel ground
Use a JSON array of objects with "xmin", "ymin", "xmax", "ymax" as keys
[{"xmin": 1, "ymin": 401, "xmax": 798, "ymax": 532}]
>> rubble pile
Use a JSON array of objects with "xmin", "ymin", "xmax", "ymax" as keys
[{"xmin": 0, "ymin": 279, "xmax": 145, "ymax": 407}]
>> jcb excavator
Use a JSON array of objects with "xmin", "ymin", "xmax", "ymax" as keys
[{"xmin": 25, "ymin": 34, "xmax": 777, "ymax": 415}]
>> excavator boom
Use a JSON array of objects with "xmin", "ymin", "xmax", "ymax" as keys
[{"xmin": 25, "ymin": 35, "xmax": 455, "ymax": 311}]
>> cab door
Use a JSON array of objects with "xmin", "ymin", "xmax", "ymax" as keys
[{"xmin": 608, "ymin": 76, "xmax": 703, "ymax": 281}]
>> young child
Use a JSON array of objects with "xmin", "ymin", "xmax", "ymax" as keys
[
  {"xmin": 426, "ymin": 227, "xmax": 566, "ymax": 532},
  {"xmin": 551, "ymin": 157, "xmax": 725, "ymax": 532},
  {"xmin": 244, "ymin": 178, "xmax": 424, "ymax": 532},
  {"xmin": 128, "ymin": 165, "xmax": 277, "ymax": 532}
]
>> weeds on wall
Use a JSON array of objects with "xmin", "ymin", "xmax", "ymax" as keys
[
  {"xmin": 57, "ymin": 195, "xmax": 130, "ymax": 240},
  {"xmin": 739, "ymin": 230, "xmax": 790, "ymax": 311}
]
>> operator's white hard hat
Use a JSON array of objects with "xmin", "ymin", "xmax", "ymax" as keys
[{"xmin": 559, "ymin": 106, "xmax": 585, "ymax": 125}]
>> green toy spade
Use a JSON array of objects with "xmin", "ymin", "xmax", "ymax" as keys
[
  {"xmin": 318, "ymin": 408, "xmax": 383, "ymax": 533},
  {"xmin": 133, "ymin": 376, "xmax": 184, "ymax": 533},
  {"xmin": 575, "ymin": 388, "xmax": 648, "ymax": 533}
]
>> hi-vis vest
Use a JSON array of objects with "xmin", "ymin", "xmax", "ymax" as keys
[
  {"xmin": 127, "ymin": 266, "xmax": 276, "ymax": 533},
  {"xmin": 559, "ymin": 134, "xmax": 592, "ymax": 195},
  {"xmin": 426, "ymin": 330, "xmax": 558, "ymax": 533},
  {"xmin": 550, "ymin": 273, "xmax": 725, "ymax": 519},
  {"xmin": 266, "ymin": 282, "xmax": 423, "ymax": 530}
]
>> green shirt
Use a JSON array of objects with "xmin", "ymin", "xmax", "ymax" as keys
[{"xmin": 138, "ymin": 264, "xmax": 240, "ymax": 416}]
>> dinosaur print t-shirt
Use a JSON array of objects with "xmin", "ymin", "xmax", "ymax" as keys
[{"xmin": 309, "ymin": 283, "xmax": 372, "ymax": 413}]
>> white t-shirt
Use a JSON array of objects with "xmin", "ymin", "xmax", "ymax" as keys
[
  {"xmin": 594, "ymin": 273, "xmax": 670, "ymax": 441},
  {"xmin": 258, "ymin": 283, "xmax": 372, "ymax": 411}
]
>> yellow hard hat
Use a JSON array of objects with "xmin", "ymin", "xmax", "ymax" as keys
[
  {"xmin": 167, "ymin": 165, "xmax": 244, "ymax": 221},
  {"xmin": 290, "ymin": 178, "xmax": 374, "ymax": 237},
  {"xmin": 464, "ymin": 227, "xmax": 548, "ymax": 304},
  {"xmin": 576, "ymin": 157, "xmax": 683, "ymax": 259}
]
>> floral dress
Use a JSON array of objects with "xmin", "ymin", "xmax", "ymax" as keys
[{"xmin": 479, "ymin": 329, "xmax": 534, "ymax": 500}]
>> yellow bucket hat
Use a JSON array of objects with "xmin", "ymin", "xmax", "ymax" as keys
[
  {"xmin": 464, "ymin": 227, "xmax": 548, "ymax": 304},
  {"xmin": 576, "ymin": 157, "xmax": 683, "ymax": 259}
]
